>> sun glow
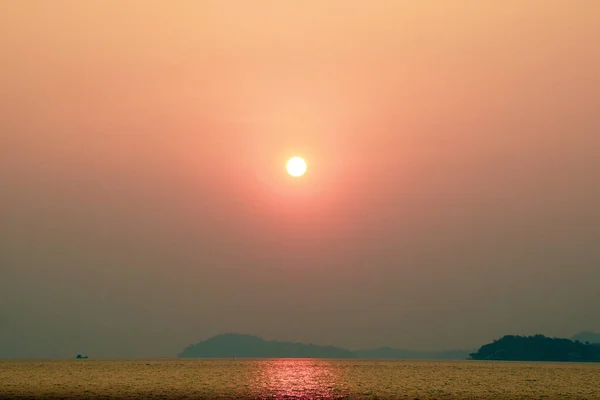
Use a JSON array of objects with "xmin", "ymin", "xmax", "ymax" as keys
[{"xmin": 286, "ymin": 157, "xmax": 307, "ymax": 177}]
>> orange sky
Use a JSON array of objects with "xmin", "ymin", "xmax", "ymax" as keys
[{"xmin": 1, "ymin": 1, "xmax": 600, "ymax": 357}]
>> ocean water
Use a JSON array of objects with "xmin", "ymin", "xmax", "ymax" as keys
[{"xmin": 1, "ymin": 359, "xmax": 599, "ymax": 399}]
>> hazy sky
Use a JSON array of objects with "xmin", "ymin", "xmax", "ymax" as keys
[{"xmin": 1, "ymin": 0, "xmax": 599, "ymax": 358}]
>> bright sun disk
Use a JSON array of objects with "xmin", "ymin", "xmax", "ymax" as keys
[{"xmin": 286, "ymin": 157, "xmax": 307, "ymax": 177}]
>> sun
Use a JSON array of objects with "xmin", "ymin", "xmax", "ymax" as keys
[{"xmin": 286, "ymin": 157, "xmax": 307, "ymax": 177}]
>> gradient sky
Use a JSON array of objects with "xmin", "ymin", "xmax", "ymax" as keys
[{"xmin": 1, "ymin": 0, "xmax": 599, "ymax": 358}]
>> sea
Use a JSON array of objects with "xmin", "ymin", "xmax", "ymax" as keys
[{"xmin": 1, "ymin": 359, "xmax": 599, "ymax": 399}]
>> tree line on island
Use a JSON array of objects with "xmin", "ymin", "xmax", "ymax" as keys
[{"xmin": 178, "ymin": 332, "xmax": 600, "ymax": 362}]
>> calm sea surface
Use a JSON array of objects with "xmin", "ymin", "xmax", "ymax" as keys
[{"xmin": 1, "ymin": 359, "xmax": 599, "ymax": 399}]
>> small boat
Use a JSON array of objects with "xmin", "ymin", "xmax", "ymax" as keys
[{"xmin": 75, "ymin": 354, "xmax": 88, "ymax": 359}]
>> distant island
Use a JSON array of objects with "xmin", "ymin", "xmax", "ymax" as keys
[
  {"xmin": 179, "ymin": 332, "xmax": 600, "ymax": 361},
  {"xmin": 179, "ymin": 334, "xmax": 355, "ymax": 358},
  {"xmin": 571, "ymin": 331, "xmax": 600, "ymax": 344},
  {"xmin": 178, "ymin": 333, "xmax": 473, "ymax": 359},
  {"xmin": 469, "ymin": 334, "xmax": 600, "ymax": 362}
]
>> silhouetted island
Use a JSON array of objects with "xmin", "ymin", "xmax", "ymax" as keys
[
  {"xmin": 469, "ymin": 334, "xmax": 600, "ymax": 362},
  {"xmin": 179, "ymin": 334, "xmax": 355, "ymax": 358},
  {"xmin": 178, "ymin": 333, "xmax": 473, "ymax": 359}
]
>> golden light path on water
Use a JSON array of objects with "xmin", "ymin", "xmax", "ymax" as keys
[{"xmin": 250, "ymin": 359, "xmax": 347, "ymax": 399}]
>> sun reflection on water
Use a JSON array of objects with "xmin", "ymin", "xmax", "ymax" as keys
[{"xmin": 250, "ymin": 359, "xmax": 349, "ymax": 399}]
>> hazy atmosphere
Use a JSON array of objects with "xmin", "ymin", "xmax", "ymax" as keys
[{"xmin": 1, "ymin": 1, "xmax": 599, "ymax": 358}]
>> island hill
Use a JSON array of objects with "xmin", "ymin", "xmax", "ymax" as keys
[
  {"xmin": 469, "ymin": 334, "xmax": 600, "ymax": 362},
  {"xmin": 178, "ymin": 333, "xmax": 473, "ymax": 359},
  {"xmin": 179, "ymin": 332, "xmax": 600, "ymax": 361}
]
